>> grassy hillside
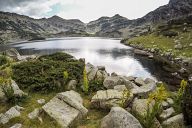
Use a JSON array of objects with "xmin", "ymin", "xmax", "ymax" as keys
[{"xmin": 123, "ymin": 18, "xmax": 192, "ymax": 58}]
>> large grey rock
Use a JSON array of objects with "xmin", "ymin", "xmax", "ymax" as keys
[
  {"xmin": 159, "ymin": 107, "xmax": 175, "ymax": 120},
  {"xmin": 56, "ymin": 91, "xmax": 88, "ymax": 116},
  {"xmin": 42, "ymin": 91, "xmax": 88, "ymax": 128},
  {"xmin": 85, "ymin": 63, "xmax": 94, "ymax": 74},
  {"xmin": 131, "ymin": 81, "xmax": 156, "ymax": 98},
  {"xmin": 101, "ymin": 107, "xmax": 142, "ymax": 128},
  {"xmin": 0, "ymin": 106, "xmax": 23, "ymax": 124},
  {"xmin": 10, "ymin": 80, "xmax": 27, "ymax": 97},
  {"xmin": 88, "ymin": 67, "xmax": 98, "ymax": 81},
  {"xmin": 91, "ymin": 89, "xmax": 133, "ymax": 109},
  {"xmin": 10, "ymin": 123, "xmax": 22, "ymax": 128},
  {"xmin": 103, "ymin": 76, "xmax": 134, "ymax": 89},
  {"xmin": 114, "ymin": 85, "xmax": 127, "ymax": 92},
  {"xmin": 162, "ymin": 114, "xmax": 185, "ymax": 128},
  {"xmin": 135, "ymin": 77, "xmax": 146, "ymax": 86},
  {"xmin": 66, "ymin": 80, "xmax": 77, "ymax": 90},
  {"xmin": 28, "ymin": 108, "xmax": 42, "ymax": 120},
  {"xmin": 132, "ymin": 99, "xmax": 154, "ymax": 118},
  {"xmin": 96, "ymin": 70, "xmax": 104, "ymax": 81}
]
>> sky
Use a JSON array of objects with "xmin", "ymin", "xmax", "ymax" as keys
[{"xmin": 0, "ymin": 0, "xmax": 169, "ymax": 23}]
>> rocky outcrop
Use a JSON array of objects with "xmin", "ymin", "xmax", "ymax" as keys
[
  {"xmin": 91, "ymin": 89, "xmax": 133, "ymax": 109},
  {"xmin": 103, "ymin": 76, "xmax": 135, "ymax": 89},
  {"xmin": 42, "ymin": 90, "xmax": 88, "ymax": 128},
  {"xmin": 86, "ymin": 63, "xmax": 108, "ymax": 82},
  {"xmin": 0, "ymin": 105, "xmax": 24, "ymax": 124},
  {"xmin": 101, "ymin": 107, "xmax": 142, "ymax": 128}
]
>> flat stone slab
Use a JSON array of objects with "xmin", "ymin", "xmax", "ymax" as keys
[{"xmin": 42, "ymin": 91, "xmax": 88, "ymax": 128}]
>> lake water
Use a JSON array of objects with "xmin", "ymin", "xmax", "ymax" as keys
[{"xmin": 1, "ymin": 37, "xmax": 159, "ymax": 80}]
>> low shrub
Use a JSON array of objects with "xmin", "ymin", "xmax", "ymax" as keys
[
  {"xmin": 83, "ymin": 67, "xmax": 89, "ymax": 93},
  {"xmin": 139, "ymin": 84, "xmax": 168, "ymax": 128},
  {"xmin": 12, "ymin": 52, "xmax": 84, "ymax": 93},
  {"xmin": 0, "ymin": 55, "xmax": 8, "ymax": 66},
  {"xmin": 161, "ymin": 30, "xmax": 178, "ymax": 37},
  {"xmin": 88, "ymin": 79, "xmax": 105, "ymax": 93}
]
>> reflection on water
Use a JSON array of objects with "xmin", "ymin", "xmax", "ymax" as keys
[{"xmin": 1, "ymin": 37, "xmax": 157, "ymax": 80}]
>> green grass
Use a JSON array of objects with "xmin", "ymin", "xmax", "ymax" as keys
[
  {"xmin": 0, "ymin": 92, "xmax": 61, "ymax": 128},
  {"xmin": 125, "ymin": 24, "xmax": 192, "ymax": 58},
  {"xmin": 73, "ymin": 93, "xmax": 108, "ymax": 128}
]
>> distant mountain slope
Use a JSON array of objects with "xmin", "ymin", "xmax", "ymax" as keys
[
  {"xmin": 0, "ymin": 12, "xmax": 87, "ymax": 43},
  {"xmin": 94, "ymin": 0, "xmax": 192, "ymax": 38},
  {"xmin": 0, "ymin": 0, "xmax": 191, "ymax": 43},
  {"xmin": 134, "ymin": 0, "xmax": 192, "ymax": 25}
]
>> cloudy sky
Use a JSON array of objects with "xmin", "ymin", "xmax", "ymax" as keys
[{"xmin": 0, "ymin": 0, "xmax": 169, "ymax": 23}]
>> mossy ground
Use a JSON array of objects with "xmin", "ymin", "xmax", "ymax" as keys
[{"xmin": 124, "ymin": 24, "xmax": 192, "ymax": 58}]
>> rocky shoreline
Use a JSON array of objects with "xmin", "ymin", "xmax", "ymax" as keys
[{"xmin": 121, "ymin": 40, "xmax": 192, "ymax": 89}]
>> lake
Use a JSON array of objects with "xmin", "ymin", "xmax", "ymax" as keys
[{"xmin": 1, "ymin": 37, "xmax": 161, "ymax": 80}]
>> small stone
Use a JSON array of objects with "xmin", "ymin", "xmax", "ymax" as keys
[
  {"xmin": 67, "ymin": 80, "xmax": 77, "ymax": 90},
  {"xmin": 37, "ymin": 99, "xmax": 46, "ymax": 105},
  {"xmin": 174, "ymin": 44, "xmax": 183, "ymax": 50},
  {"xmin": 160, "ymin": 107, "xmax": 175, "ymax": 120},
  {"xmin": 28, "ymin": 108, "xmax": 42, "ymax": 120},
  {"xmin": 161, "ymin": 101, "xmax": 170, "ymax": 109},
  {"xmin": 10, "ymin": 123, "xmax": 22, "ymax": 128},
  {"xmin": 167, "ymin": 98, "xmax": 174, "ymax": 105}
]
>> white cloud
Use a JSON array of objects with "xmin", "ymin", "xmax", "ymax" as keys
[{"xmin": 0, "ymin": 0, "xmax": 169, "ymax": 22}]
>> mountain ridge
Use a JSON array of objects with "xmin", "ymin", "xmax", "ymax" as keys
[{"xmin": 0, "ymin": 0, "xmax": 191, "ymax": 43}]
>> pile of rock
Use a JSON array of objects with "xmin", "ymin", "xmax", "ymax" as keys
[
  {"xmin": 90, "ymin": 72, "xmax": 186, "ymax": 128},
  {"xmin": 86, "ymin": 63, "xmax": 108, "ymax": 82}
]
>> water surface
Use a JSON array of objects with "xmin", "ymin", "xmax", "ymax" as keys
[{"xmin": 1, "ymin": 37, "xmax": 158, "ymax": 80}]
